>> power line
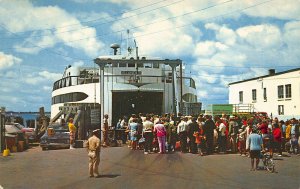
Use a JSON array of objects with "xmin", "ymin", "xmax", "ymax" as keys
[
  {"xmin": 3, "ymin": 0, "xmax": 276, "ymax": 52},
  {"xmin": 184, "ymin": 63, "xmax": 300, "ymax": 69},
  {"xmin": 1, "ymin": 0, "xmax": 235, "ymax": 50},
  {"xmin": 0, "ymin": 24, "xmax": 91, "ymax": 62},
  {"xmin": 18, "ymin": 0, "xmax": 170, "ymax": 33},
  {"xmin": 0, "ymin": 0, "xmax": 279, "ymax": 64},
  {"xmin": 1, "ymin": 0, "xmax": 185, "ymax": 39}
]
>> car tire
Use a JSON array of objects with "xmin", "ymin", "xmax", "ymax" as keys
[{"xmin": 42, "ymin": 147, "xmax": 48, "ymax": 151}]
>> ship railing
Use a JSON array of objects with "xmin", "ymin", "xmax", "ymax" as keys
[{"xmin": 52, "ymin": 75, "xmax": 196, "ymax": 91}]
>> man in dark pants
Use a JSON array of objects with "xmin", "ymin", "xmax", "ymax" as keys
[
  {"xmin": 177, "ymin": 117, "xmax": 188, "ymax": 153},
  {"xmin": 203, "ymin": 115, "xmax": 216, "ymax": 155},
  {"xmin": 187, "ymin": 117, "xmax": 199, "ymax": 154},
  {"xmin": 143, "ymin": 116, "xmax": 154, "ymax": 154}
]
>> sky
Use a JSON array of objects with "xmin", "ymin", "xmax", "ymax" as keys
[{"xmin": 0, "ymin": 0, "xmax": 300, "ymax": 112}]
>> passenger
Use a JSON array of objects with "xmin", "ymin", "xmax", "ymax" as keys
[
  {"xmin": 169, "ymin": 115, "xmax": 178, "ymax": 152},
  {"xmin": 289, "ymin": 118, "xmax": 299, "ymax": 154},
  {"xmin": 101, "ymin": 114, "xmax": 109, "ymax": 147},
  {"xmin": 68, "ymin": 118, "xmax": 76, "ymax": 149},
  {"xmin": 245, "ymin": 120, "xmax": 253, "ymax": 157},
  {"xmin": 238, "ymin": 126, "xmax": 247, "ymax": 156},
  {"xmin": 136, "ymin": 117, "xmax": 144, "ymax": 150},
  {"xmin": 218, "ymin": 120, "xmax": 226, "ymax": 154},
  {"xmin": 143, "ymin": 115, "xmax": 154, "ymax": 154},
  {"xmin": 228, "ymin": 116, "xmax": 238, "ymax": 153},
  {"xmin": 129, "ymin": 118, "xmax": 138, "ymax": 150},
  {"xmin": 194, "ymin": 121, "xmax": 205, "ymax": 156},
  {"xmin": 247, "ymin": 129, "xmax": 264, "ymax": 171},
  {"xmin": 154, "ymin": 118, "xmax": 167, "ymax": 154},
  {"xmin": 187, "ymin": 117, "xmax": 198, "ymax": 154},
  {"xmin": 203, "ymin": 115, "xmax": 215, "ymax": 155},
  {"xmin": 272, "ymin": 123, "xmax": 282, "ymax": 156},
  {"xmin": 279, "ymin": 120, "xmax": 286, "ymax": 152},
  {"xmin": 177, "ymin": 117, "xmax": 188, "ymax": 153},
  {"xmin": 86, "ymin": 129, "xmax": 101, "ymax": 178}
]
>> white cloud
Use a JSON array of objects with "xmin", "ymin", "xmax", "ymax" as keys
[
  {"xmin": 236, "ymin": 24, "xmax": 282, "ymax": 49},
  {"xmin": 73, "ymin": 61, "xmax": 85, "ymax": 67},
  {"xmin": 283, "ymin": 21, "xmax": 300, "ymax": 49},
  {"xmin": 243, "ymin": 0, "xmax": 300, "ymax": 20},
  {"xmin": 43, "ymin": 86, "xmax": 52, "ymax": 91},
  {"xmin": 0, "ymin": 52, "xmax": 22, "ymax": 70},
  {"xmin": 38, "ymin": 71, "xmax": 61, "ymax": 81},
  {"xmin": 0, "ymin": 0, "xmax": 104, "ymax": 57}
]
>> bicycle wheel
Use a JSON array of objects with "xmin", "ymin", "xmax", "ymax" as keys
[{"xmin": 266, "ymin": 158, "xmax": 275, "ymax": 173}]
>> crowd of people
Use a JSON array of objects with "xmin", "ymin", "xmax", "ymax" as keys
[
  {"xmin": 85, "ymin": 113, "xmax": 299, "ymax": 177},
  {"xmin": 113, "ymin": 113, "xmax": 300, "ymax": 156}
]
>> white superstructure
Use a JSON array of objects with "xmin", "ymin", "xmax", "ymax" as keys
[
  {"xmin": 51, "ymin": 44, "xmax": 200, "ymax": 125},
  {"xmin": 228, "ymin": 68, "xmax": 300, "ymax": 119}
]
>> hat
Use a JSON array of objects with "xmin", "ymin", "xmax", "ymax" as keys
[{"xmin": 92, "ymin": 129, "xmax": 100, "ymax": 134}]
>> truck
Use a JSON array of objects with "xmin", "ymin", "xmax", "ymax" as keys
[{"xmin": 205, "ymin": 104, "xmax": 268, "ymax": 120}]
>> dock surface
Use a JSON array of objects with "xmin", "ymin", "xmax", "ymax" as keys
[{"xmin": 1, "ymin": 146, "xmax": 299, "ymax": 189}]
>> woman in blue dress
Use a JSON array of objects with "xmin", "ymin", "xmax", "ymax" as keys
[{"xmin": 129, "ymin": 118, "xmax": 138, "ymax": 150}]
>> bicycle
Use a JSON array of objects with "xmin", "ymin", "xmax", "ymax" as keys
[{"xmin": 261, "ymin": 151, "xmax": 275, "ymax": 173}]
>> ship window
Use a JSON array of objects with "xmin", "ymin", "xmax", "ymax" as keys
[
  {"xmin": 153, "ymin": 63, "xmax": 159, "ymax": 68},
  {"xmin": 52, "ymin": 92, "xmax": 88, "ymax": 105},
  {"xmin": 128, "ymin": 63, "xmax": 135, "ymax": 67},
  {"xmin": 119, "ymin": 63, "xmax": 126, "ymax": 67},
  {"xmin": 137, "ymin": 63, "xmax": 143, "ymax": 68},
  {"xmin": 144, "ymin": 63, "xmax": 152, "ymax": 68},
  {"xmin": 112, "ymin": 63, "xmax": 118, "ymax": 67}
]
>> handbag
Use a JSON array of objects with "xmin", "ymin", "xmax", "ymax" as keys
[
  {"xmin": 139, "ymin": 137, "xmax": 145, "ymax": 144},
  {"xmin": 139, "ymin": 132, "xmax": 145, "ymax": 143},
  {"xmin": 88, "ymin": 151, "xmax": 96, "ymax": 158}
]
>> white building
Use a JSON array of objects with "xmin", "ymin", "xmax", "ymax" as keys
[{"xmin": 228, "ymin": 68, "xmax": 300, "ymax": 120}]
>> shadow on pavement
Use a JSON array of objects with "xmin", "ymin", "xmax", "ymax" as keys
[{"xmin": 97, "ymin": 174, "xmax": 121, "ymax": 178}]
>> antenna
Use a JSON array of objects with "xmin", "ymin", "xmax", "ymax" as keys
[
  {"xmin": 127, "ymin": 29, "xmax": 130, "ymax": 55},
  {"xmin": 134, "ymin": 39, "xmax": 139, "ymax": 60}
]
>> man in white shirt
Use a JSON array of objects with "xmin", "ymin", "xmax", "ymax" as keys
[
  {"xmin": 218, "ymin": 120, "xmax": 226, "ymax": 153},
  {"xmin": 177, "ymin": 117, "xmax": 188, "ymax": 153}
]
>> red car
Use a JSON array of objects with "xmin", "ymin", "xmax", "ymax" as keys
[{"xmin": 13, "ymin": 123, "xmax": 36, "ymax": 142}]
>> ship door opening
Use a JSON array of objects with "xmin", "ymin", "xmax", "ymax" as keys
[{"xmin": 112, "ymin": 91, "xmax": 163, "ymax": 125}]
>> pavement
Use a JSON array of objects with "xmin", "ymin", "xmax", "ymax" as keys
[{"xmin": 0, "ymin": 146, "xmax": 299, "ymax": 189}]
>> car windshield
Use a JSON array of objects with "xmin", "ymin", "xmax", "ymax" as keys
[
  {"xmin": 14, "ymin": 123, "xmax": 25, "ymax": 130},
  {"xmin": 49, "ymin": 124, "xmax": 69, "ymax": 132}
]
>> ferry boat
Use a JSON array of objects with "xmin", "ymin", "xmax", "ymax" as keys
[{"xmin": 51, "ymin": 43, "xmax": 201, "ymax": 125}]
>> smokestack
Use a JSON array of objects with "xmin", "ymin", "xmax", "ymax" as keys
[{"xmin": 268, "ymin": 69, "xmax": 275, "ymax": 76}]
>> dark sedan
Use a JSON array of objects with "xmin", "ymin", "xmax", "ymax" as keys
[{"xmin": 40, "ymin": 123, "xmax": 70, "ymax": 150}]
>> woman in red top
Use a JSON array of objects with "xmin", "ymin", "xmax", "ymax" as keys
[
  {"xmin": 154, "ymin": 119, "xmax": 167, "ymax": 154},
  {"xmin": 272, "ymin": 123, "xmax": 282, "ymax": 156}
]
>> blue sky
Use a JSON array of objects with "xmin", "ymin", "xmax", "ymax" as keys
[{"xmin": 0, "ymin": 0, "xmax": 299, "ymax": 112}]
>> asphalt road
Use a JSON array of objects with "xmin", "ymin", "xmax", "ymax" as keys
[{"xmin": 0, "ymin": 146, "xmax": 299, "ymax": 189}]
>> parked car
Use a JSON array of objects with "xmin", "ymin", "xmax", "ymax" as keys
[
  {"xmin": 13, "ymin": 123, "xmax": 36, "ymax": 142},
  {"xmin": 40, "ymin": 123, "xmax": 70, "ymax": 150}
]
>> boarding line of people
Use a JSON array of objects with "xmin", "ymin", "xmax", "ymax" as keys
[{"xmin": 117, "ymin": 113, "xmax": 300, "ymax": 156}]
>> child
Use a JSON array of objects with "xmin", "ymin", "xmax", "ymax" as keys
[
  {"xmin": 194, "ymin": 123, "xmax": 205, "ymax": 156},
  {"xmin": 238, "ymin": 127, "xmax": 247, "ymax": 156}
]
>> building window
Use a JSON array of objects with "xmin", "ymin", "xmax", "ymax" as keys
[
  {"xmin": 278, "ymin": 85, "xmax": 284, "ymax": 99},
  {"xmin": 239, "ymin": 91, "xmax": 243, "ymax": 103},
  {"xmin": 263, "ymin": 88, "xmax": 267, "ymax": 101},
  {"xmin": 278, "ymin": 105, "xmax": 284, "ymax": 115},
  {"xmin": 252, "ymin": 89, "xmax": 257, "ymax": 102},
  {"xmin": 285, "ymin": 84, "xmax": 292, "ymax": 98}
]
